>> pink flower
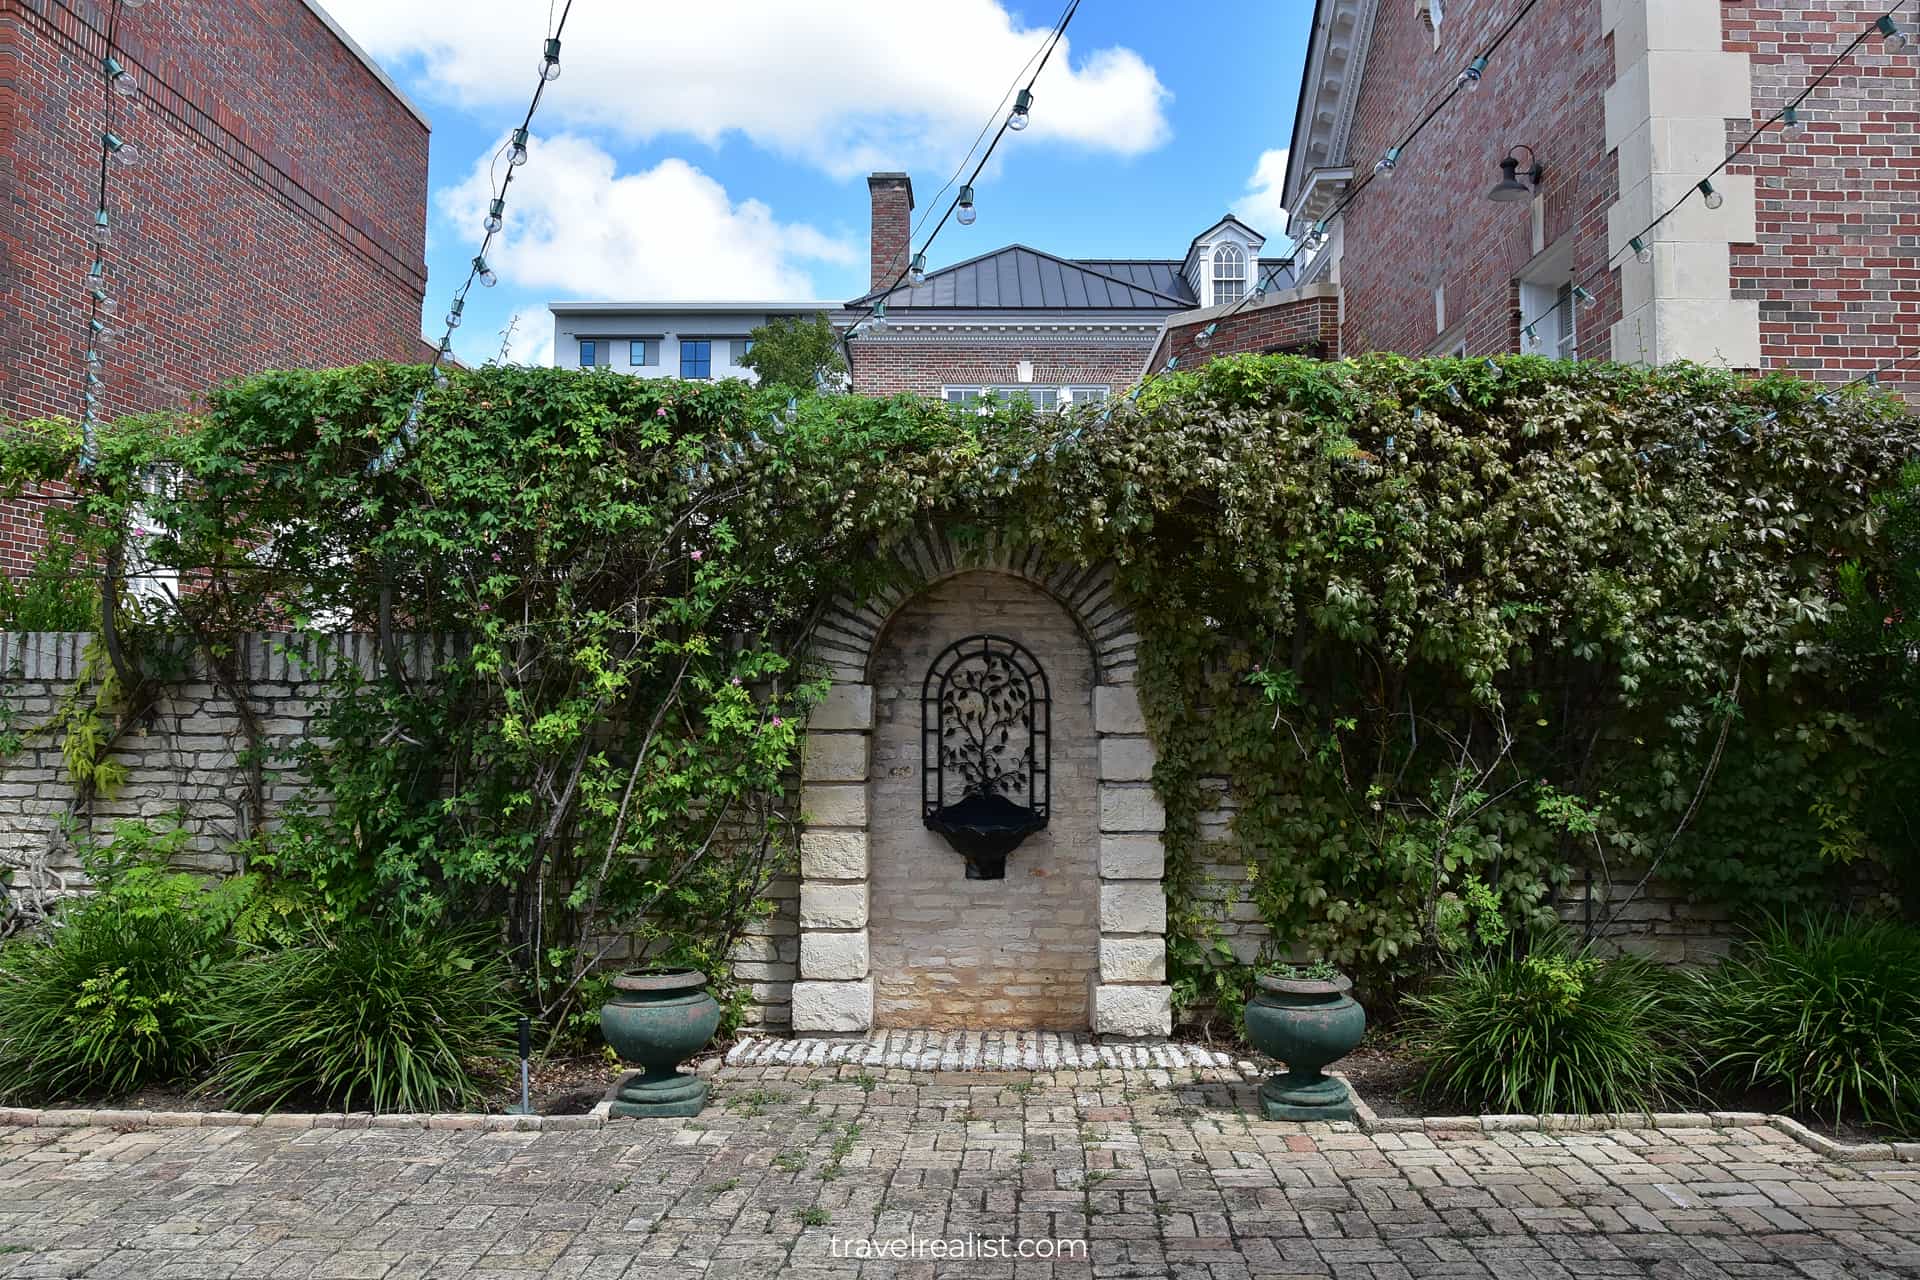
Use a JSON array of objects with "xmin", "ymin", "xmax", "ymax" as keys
[
  {"xmin": 490, "ymin": 552, "xmax": 501, "ymax": 563},
  {"xmin": 655, "ymin": 406, "xmax": 668, "ymax": 418},
  {"xmin": 691, "ymin": 549, "xmax": 703, "ymax": 562},
  {"xmin": 478, "ymin": 603, "xmax": 491, "ymax": 613},
  {"xmin": 730, "ymin": 677, "xmax": 742, "ymax": 686},
  {"xmin": 771, "ymin": 717, "xmax": 783, "ymax": 728}
]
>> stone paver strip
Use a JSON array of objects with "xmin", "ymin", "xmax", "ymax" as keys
[{"xmin": 0, "ymin": 1063, "xmax": 1915, "ymax": 1277}]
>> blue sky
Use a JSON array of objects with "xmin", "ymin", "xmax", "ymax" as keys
[{"xmin": 324, "ymin": 1, "xmax": 1312, "ymax": 366}]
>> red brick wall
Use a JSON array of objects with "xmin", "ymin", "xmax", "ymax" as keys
[
  {"xmin": 0, "ymin": 0, "xmax": 428, "ymax": 572},
  {"xmin": 1335, "ymin": 0, "xmax": 1617, "ymax": 360},
  {"xmin": 1150, "ymin": 292, "xmax": 1341, "ymax": 369},
  {"xmin": 867, "ymin": 174, "xmax": 912, "ymax": 294},
  {"xmin": 1724, "ymin": 1, "xmax": 1920, "ymax": 398},
  {"xmin": 847, "ymin": 336, "xmax": 1160, "ymax": 398}
]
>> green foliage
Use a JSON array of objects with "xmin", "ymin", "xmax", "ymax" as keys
[
  {"xmin": 1406, "ymin": 932, "xmax": 1693, "ymax": 1115},
  {"xmin": 738, "ymin": 313, "xmax": 846, "ymax": 394},
  {"xmin": 0, "ymin": 536, "xmax": 97, "ymax": 632},
  {"xmin": 196, "ymin": 926, "xmax": 518, "ymax": 1113},
  {"xmin": 0, "ymin": 819, "xmax": 253, "ymax": 1101},
  {"xmin": 0, "ymin": 353, "xmax": 1910, "ymax": 1030},
  {"xmin": 1685, "ymin": 915, "xmax": 1920, "ymax": 1130}
]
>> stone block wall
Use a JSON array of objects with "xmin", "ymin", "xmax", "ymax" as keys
[{"xmin": 0, "ymin": 630, "xmax": 802, "ymax": 1030}]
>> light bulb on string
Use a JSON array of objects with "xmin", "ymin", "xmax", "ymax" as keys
[
  {"xmin": 869, "ymin": 301, "xmax": 888, "ymax": 333},
  {"xmin": 1484, "ymin": 357, "xmax": 1502, "ymax": 380},
  {"xmin": 1008, "ymin": 88, "xmax": 1033, "ymax": 132},
  {"xmin": 103, "ymin": 55, "xmax": 137, "ymax": 98},
  {"xmin": 508, "ymin": 127, "xmax": 530, "ymax": 167},
  {"xmin": 484, "ymin": 199, "xmax": 505, "ymax": 234},
  {"xmin": 1781, "ymin": 105, "xmax": 1800, "ymax": 130},
  {"xmin": 1697, "ymin": 177, "xmax": 1724, "ymax": 210},
  {"xmin": 1572, "ymin": 285, "xmax": 1598, "ymax": 310},
  {"xmin": 91, "ymin": 208, "xmax": 111, "ymax": 246},
  {"xmin": 1374, "ymin": 146, "xmax": 1400, "ymax": 177},
  {"xmin": 1630, "ymin": 236, "xmax": 1652, "ymax": 263},
  {"xmin": 1194, "ymin": 323, "xmax": 1217, "ymax": 350},
  {"xmin": 539, "ymin": 37, "xmax": 562, "ymax": 81},
  {"xmin": 85, "ymin": 348, "xmax": 104, "ymax": 371},
  {"xmin": 956, "ymin": 184, "xmax": 977, "ymax": 226},
  {"xmin": 89, "ymin": 316, "xmax": 113, "ymax": 341},
  {"xmin": 908, "ymin": 252, "xmax": 927, "ymax": 286},
  {"xmin": 446, "ymin": 298, "xmax": 464, "ymax": 329},
  {"xmin": 473, "ymin": 255, "xmax": 497, "ymax": 288},
  {"xmin": 91, "ymin": 287, "xmax": 118, "ymax": 318},
  {"xmin": 1458, "ymin": 55, "xmax": 1488, "ymax": 90},
  {"xmin": 1877, "ymin": 14, "xmax": 1908, "ymax": 52},
  {"xmin": 103, "ymin": 132, "xmax": 139, "ymax": 167}
]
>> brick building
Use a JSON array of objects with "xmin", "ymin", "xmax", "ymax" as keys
[
  {"xmin": 556, "ymin": 173, "xmax": 1300, "ymax": 407},
  {"xmin": 0, "ymin": 0, "xmax": 431, "ymax": 573},
  {"xmin": 1164, "ymin": 0, "xmax": 1917, "ymax": 399}
]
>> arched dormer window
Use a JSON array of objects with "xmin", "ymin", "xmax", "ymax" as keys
[{"xmin": 1212, "ymin": 243, "xmax": 1246, "ymax": 305}]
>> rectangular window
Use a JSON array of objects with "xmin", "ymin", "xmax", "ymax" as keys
[
  {"xmin": 679, "ymin": 339, "xmax": 712, "ymax": 379},
  {"xmin": 943, "ymin": 385, "xmax": 1107, "ymax": 410},
  {"xmin": 1519, "ymin": 280, "xmax": 1578, "ymax": 360},
  {"xmin": 731, "ymin": 339, "xmax": 754, "ymax": 363},
  {"xmin": 630, "ymin": 339, "xmax": 658, "ymax": 367},
  {"xmin": 579, "ymin": 340, "xmax": 598, "ymax": 368}
]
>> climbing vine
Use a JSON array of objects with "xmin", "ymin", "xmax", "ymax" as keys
[{"xmin": 0, "ymin": 353, "xmax": 1911, "ymax": 1027}]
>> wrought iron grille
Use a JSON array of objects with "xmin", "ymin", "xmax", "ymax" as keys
[{"xmin": 920, "ymin": 633, "xmax": 1051, "ymax": 878}]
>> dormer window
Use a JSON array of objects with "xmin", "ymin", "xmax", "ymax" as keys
[{"xmin": 1212, "ymin": 244, "xmax": 1246, "ymax": 305}]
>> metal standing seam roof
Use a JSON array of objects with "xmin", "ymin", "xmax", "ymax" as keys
[
  {"xmin": 846, "ymin": 245, "xmax": 1303, "ymax": 311},
  {"xmin": 848, "ymin": 245, "xmax": 1197, "ymax": 311}
]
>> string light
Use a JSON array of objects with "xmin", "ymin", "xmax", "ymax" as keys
[
  {"xmin": 1194, "ymin": 322, "xmax": 1217, "ymax": 349},
  {"xmin": 1374, "ymin": 146, "xmax": 1400, "ymax": 177},
  {"xmin": 841, "ymin": 0, "xmax": 1081, "ymax": 392},
  {"xmin": 539, "ymin": 37, "xmax": 562, "ymax": 81},
  {"xmin": 103, "ymin": 131, "xmax": 138, "ymax": 167},
  {"xmin": 91, "ymin": 208, "xmax": 111, "ymax": 246},
  {"xmin": 1458, "ymin": 55, "xmax": 1489, "ymax": 89},
  {"xmin": 1697, "ymin": 177, "xmax": 1723, "ymax": 210},
  {"xmin": 1630, "ymin": 235, "xmax": 1652, "ymax": 263},
  {"xmin": 508, "ymin": 126, "xmax": 530, "ymax": 167},
  {"xmin": 484, "ymin": 198, "xmax": 505, "ymax": 234},
  {"xmin": 103, "ymin": 55, "xmax": 136, "ymax": 98},
  {"xmin": 1878, "ymin": 13, "xmax": 1908, "ymax": 50},
  {"xmin": 869, "ymin": 300, "xmax": 889, "ymax": 333},
  {"xmin": 1008, "ymin": 88, "xmax": 1034, "ymax": 132},
  {"xmin": 1781, "ymin": 105, "xmax": 1800, "ymax": 129},
  {"xmin": 473, "ymin": 255, "xmax": 498, "ymax": 288}
]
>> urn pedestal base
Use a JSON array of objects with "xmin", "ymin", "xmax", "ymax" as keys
[
  {"xmin": 610, "ymin": 1070, "xmax": 708, "ymax": 1118},
  {"xmin": 1258, "ymin": 1070, "xmax": 1355, "ymax": 1122}
]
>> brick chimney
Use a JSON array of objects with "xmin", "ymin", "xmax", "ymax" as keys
[{"xmin": 867, "ymin": 172, "xmax": 914, "ymax": 292}]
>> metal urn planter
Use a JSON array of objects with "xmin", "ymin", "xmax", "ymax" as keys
[
  {"xmin": 1242, "ymin": 971, "xmax": 1366, "ymax": 1122},
  {"xmin": 599, "ymin": 968, "xmax": 721, "ymax": 1118}
]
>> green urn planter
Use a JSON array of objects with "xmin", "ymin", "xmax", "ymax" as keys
[
  {"xmin": 600, "ymin": 968, "xmax": 721, "ymax": 1118},
  {"xmin": 1242, "ymin": 971, "xmax": 1366, "ymax": 1122}
]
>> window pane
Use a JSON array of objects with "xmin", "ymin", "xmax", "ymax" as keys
[
  {"xmin": 680, "ymin": 340, "xmax": 711, "ymax": 379},
  {"xmin": 579, "ymin": 340, "xmax": 596, "ymax": 367},
  {"xmin": 1071, "ymin": 386, "xmax": 1110, "ymax": 403},
  {"xmin": 630, "ymin": 339, "xmax": 656, "ymax": 366}
]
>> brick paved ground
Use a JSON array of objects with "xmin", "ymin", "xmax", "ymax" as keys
[{"xmin": 2, "ymin": 1064, "xmax": 1917, "ymax": 1278}]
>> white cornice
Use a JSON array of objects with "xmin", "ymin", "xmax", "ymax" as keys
[{"xmin": 1283, "ymin": 0, "xmax": 1377, "ymax": 236}]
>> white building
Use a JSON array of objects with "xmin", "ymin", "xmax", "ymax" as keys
[{"xmin": 547, "ymin": 302, "xmax": 847, "ymax": 382}]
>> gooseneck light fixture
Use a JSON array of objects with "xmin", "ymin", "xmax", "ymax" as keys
[{"xmin": 1487, "ymin": 145, "xmax": 1541, "ymax": 202}]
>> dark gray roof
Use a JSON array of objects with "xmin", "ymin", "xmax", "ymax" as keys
[
  {"xmin": 847, "ymin": 244, "xmax": 1302, "ymax": 311},
  {"xmin": 848, "ymin": 245, "xmax": 1194, "ymax": 311}
]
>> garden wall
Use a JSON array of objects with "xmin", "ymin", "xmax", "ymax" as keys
[
  {"xmin": 4, "ymin": 627, "xmax": 1750, "ymax": 1038},
  {"xmin": 0, "ymin": 630, "xmax": 807, "ymax": 1029}
]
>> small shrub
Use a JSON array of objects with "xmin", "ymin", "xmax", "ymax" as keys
[
  {"xmin": 1406, "ymin": 935, "xmax": 1692, "ymax": 1115},
  {"xmin": 198, "ymin": 927, "xmax": 518, "ymax": 1113},
  {"xmin": 0, "ymin": 894, "xmax": 217, "ymax": 1101},
  {"xmin": 1686, "ymin": 915, "xmax": 1920, "ymax": 1130},
  {"xmin": 0, "ymin": 820, "xmax": 258, "ymax": 1101}
]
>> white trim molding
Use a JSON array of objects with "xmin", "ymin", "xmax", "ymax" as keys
[{"xmin": 1601, "ymin": 0, "xmax": 1760, "ymax": 367}]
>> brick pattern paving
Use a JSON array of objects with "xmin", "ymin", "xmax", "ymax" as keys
[
  {"xmin": 2, "ymin": 1064, "xmax": 1917, "ymax": 1278},
  {"xmin": 723, "ymin": 1031, "xmax": 1258, "ymax": 1073}
]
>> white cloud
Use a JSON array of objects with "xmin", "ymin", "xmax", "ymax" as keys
[
  {"xmin": 1232, "ymin": 148, "xmax": 1289, "ymax": 236},
  {"xmin": 442, "ymin": 134, "xmax": 858, "ymax": 300},
  {"xmin": 324, "ymin": 1, "xmax": 1172, "ymax": 178},
  {"xmin": 497, "ymin": 305, "xmax": 554, "ymax": 368}
]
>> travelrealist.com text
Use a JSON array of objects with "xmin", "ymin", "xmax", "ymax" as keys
[{"xmin": 827, "ymin": 1232, "xmax": 1088, "ymax": 1260}]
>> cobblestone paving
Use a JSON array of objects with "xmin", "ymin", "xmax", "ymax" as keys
[{"xmin": 2, "ymin": 1064, "xmax": 1917, "ymax": 1278}]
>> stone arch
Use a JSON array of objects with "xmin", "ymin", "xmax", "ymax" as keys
[{"xmin": 791, "ymin": 529, "xmax": 1171, "ymax": 1038}]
